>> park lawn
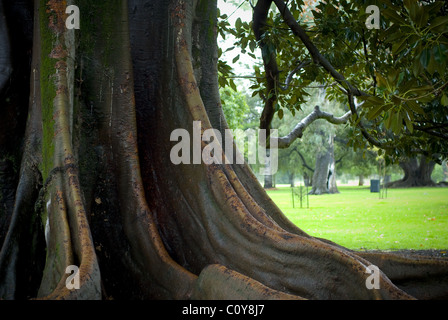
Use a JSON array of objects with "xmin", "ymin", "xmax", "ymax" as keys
[{"xmin": 266, "ymin": 186, "xmax": 448, "ymax": 251}]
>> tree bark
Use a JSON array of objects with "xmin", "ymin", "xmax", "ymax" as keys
[
  {"xmin": 309, "ymin": 134, "xmax": 339, "ymax": 195},
  {"xmin": 0, "ymin": 0, "xmax": 447, "ymax": 300}
]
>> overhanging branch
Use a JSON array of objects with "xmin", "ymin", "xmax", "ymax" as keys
[
  {"xmin": 279, "ymin": 60, "xmax": 311, "ymax": 91},
  {"xmin": 253, "ymin": 0, "xmax": 277, "ymax": 131},
  {"xmin": 272, "ymin": 0, "xmax": 367, "ymax": 97},
  {"xmin": 276, "ymin": 105, "xmax": 352, "ymax": 149}
]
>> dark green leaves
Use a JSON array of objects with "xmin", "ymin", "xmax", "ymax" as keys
[{"xmin": 428, "ymin": 15, "xmax": 448, "ymax": 33}]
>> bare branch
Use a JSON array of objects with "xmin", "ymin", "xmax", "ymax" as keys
[
  {"xmin": 276, "ymin": 105, "xmax": 352, "ymax": 149},
  {"xmin": 291, "ymin": 147, "xmax": 315, "ymax": 172}
]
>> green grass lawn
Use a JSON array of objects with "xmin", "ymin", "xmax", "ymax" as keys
[{"xmin": 266, "ymin": 186, "xmax": 448, "ymax": 251}]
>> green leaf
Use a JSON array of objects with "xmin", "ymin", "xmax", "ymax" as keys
[
  {"xmin": 387, "ymin": 69, "xmax": 399, "ymax": 86},
  {"xmin": 385, "ymin": 112, "xmax": 394, "ymax": 131},
  {"xmin": 278, "ymin": 108, "xmax": 284, "ymax": 120},
  {"xmin": 433, "ymin": 44, "xmax": 447, "ymax": 75},
  {"xmin": 426, "ymin": 52, "xmax": 437, "ymax": 75},
  {"xmin": 404, "ymin": 0, "xmax": 418, "ymax": 23},
  {"xmin": 235, "ymin": 17, "xmax": 242, "ymax": 30},
  {"xmin": 428, "ymin": 16, "xmax": 448, "ymax": 33},
  {"xmin": 427, "ymin": 1, "xmax": 444, "ymax": 15},
  {"xmin": 441, "ymin": 94, "xmax": 448, "ymax": 107},
  {"xmin": 392, "ymin": 111, "xmax": 402, "ymax": 135},
  {"xmin": 375, "ymin": 72, "xmax": 388, "ymax": 89},
  {"xmin": 368, "ymin": 96, "xmax": 385, "ymax": 105},
  {"xmin": 382, "ymin": 8, "xmax": 404, "ymax": 25},
  {"xmin": 392, "ymin": 35, "xmax": 409, "ymax": 55},
  {"xmin": 402, "ymin": 110, "xmax": 413, "ymax": 133},
  {"xmin": 229, "ymin": 79, "xmax": 237, "ymax": 92},
  {"xmin": 419, "ymin": 48, "xmax": 431, "ymax": 69},
  {"xmin": 417, "ymin": 94, "xmax": 434, "ymax": 103},
  {"xmin": 415, "ymin": 6, "xmax": 429, "ymax": 28},
  {"xmin": 379, "ymin": 24, "xmax": 399, "ymax": 42},
  {"xmin": 367, "ymin": 104, "xmax": 386, "ymax": 120},
  {"xmin": 384, "ymin": 31, "xmax": 406, "ymax": 44},
  {"xmin": 405, "ymin": 100, "xmax": 425, "ymax": 115},
  {"xmin": 249, "ymin": 40, "xmax": 256, "ymax": 53},
  {"xmin": 232, "ymin": 54, "xmax": 240, "ymax": 64}
]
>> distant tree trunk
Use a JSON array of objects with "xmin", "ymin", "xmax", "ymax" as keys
[
  {"xmin": 288, "ymin": 172, "xmax": 294, "ymax": 187},
  {"xmin": 442, "ymin": 161, "xmax": 448, "ymax": 182},
  {"xmin": 264, "ymin": 174, "xmax": 273, "ymax": 188},
  {"xmin": 309, "ymin": 134, "xmax": 338, "ymax": 195},
  {"xmin": 303, "ymin": 171, "xmax": 311, "ymax": 187},
  {"xmin": 388, "ymin": 156, "xmax": 436, "ymax": 188},
  {"xmin": 310, "ymin": 151, "xmax": 329, "ymax": 194},
  {"xmin": 327, "ymin": 154, "xmax": 339, "ymax": 194},
  {"xmin": 359, "ymin": 175, "xmax": 364, "ymax": 186}
]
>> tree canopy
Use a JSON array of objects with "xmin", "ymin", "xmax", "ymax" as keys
[{"xmin": 219, "ymin": 0, "xmax": 448, "ymax": 165}]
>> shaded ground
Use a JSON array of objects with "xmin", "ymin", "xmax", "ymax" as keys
[{"xmin": 360, "ymin": 249, "xmax": 448, "ymax": 259}]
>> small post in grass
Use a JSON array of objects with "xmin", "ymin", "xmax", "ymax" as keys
[
  {"xmin": 291, "ymin": 182, "xmax": 309, "ymax": 209},
  {"xmin": 291, "ymin": 187, "xmax": 295, "ymax": 208},
  {"xmin": 378, "ymin": 158, "xmax": 388, "ymax": 199}
]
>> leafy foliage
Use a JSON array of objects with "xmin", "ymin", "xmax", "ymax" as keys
[
  {"xmin": 218, "ymin": 0, "xmax": 448, "ymax": 164},
  {"xmin": 220, "ymin": 86, "xmax": 251, "ymax": 129}
]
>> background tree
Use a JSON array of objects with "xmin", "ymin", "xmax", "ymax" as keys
[
  {"xmin": 338, "ymin": 147, "xmax": 378, "ymax": 186},
  {"xmin": 388, "ymin": 155, "xmax": 436, "ymax": 187},
  {"xmin": 220, "ymin": 86, "xmax": 251, "ymax": 130},
  {"xmin": 1, "ymin": 0, "xmax": 448, "ymax": 300}
]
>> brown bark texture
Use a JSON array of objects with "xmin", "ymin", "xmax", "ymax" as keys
[{"xmin": 0, "ymin": 0, "xmax": 447, "ymax": 300}]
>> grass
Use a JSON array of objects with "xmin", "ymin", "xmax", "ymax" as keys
[{"xmin": 266, "ymin": 186, "xmax": 448, "ymax": 251}]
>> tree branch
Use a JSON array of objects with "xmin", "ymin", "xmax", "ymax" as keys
[
  {"xmin": 272, "ymin": 0, "xmax": 367, "ymax": 97},
  {"xmin": 291, "ymin": 147, "xmax": 315, "ymax": 173},
  {"xmin": 347, "ymin": 94, "xmax": 392, "ymax": 150},
  {"xmin": 279, "ymin": 60, "xmax": 311, "ymax": 91},
  {"xmin": 276, "ymin": 105, "xmax": 352, "ymax": 149},
  {"xmin": 253, "ymin": 0, "xmax": 277, "ymax": 131}
]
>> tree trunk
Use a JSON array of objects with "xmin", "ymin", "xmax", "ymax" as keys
[
  {"xmin": 327, "ymin": 153, "xmax": 339, "ymax": 194},
  {"xmin": 289, "ymin": 172, "xmax": 294, "ymax": 187},
  {"xmin": 310, "ymin": 151, "xmax": 330, "ymax": 194},
  {"xmin": 303, "ymin": 171, "xmax": 311, "ymax": 187},
  {"xmin": 264, "ymin": 174, "xmax": 273, "ymax": 188},
  {"xmin": 359, "ymin": 175, "xmax": 364, "ymax": 186},
  {"xmin": 443, "ymin": 161, "xmax": 448, "ymax": 182},
  {"xmin": 388, "ymin": 156, "xmax": 436, "ymax": 188},
  {"xmin": 0, "ymin": 0, "xmax": 447, "ymax": 300},
  {"xmin": 309, "ymin": 134, "xmax": 339, "ymax": 195}
]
